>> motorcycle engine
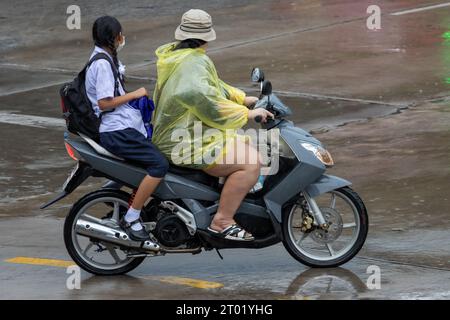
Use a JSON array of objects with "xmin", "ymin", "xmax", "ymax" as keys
[{"xmin": 154, "ymin": 214, "xmax": 191, "ymax": 248}]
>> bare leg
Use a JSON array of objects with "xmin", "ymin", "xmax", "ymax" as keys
[
  {"xmin": 204, "ymin": 139, "xmax": 260, "ymax": 231},
  {"xmin": 130, "ymin": 175, "xmax": 162, "ymax": 210}
]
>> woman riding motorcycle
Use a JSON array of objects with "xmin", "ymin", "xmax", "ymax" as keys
[{"xmin": 152, "ymin": 9, "xmax": 274, "ymax": 241}]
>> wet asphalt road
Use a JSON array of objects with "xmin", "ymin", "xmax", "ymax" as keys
[{"xmin": 0, "ymin": 0, "xmax": 449, "ymax": 299}]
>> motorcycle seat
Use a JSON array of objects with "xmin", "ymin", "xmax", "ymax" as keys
[
  {"xmin": 169, "ymin": 164, "xmax": 218, "ymax": 186},
  {"xmin": 76, "ymin": 133, "xmax": 217, "ymax": 187},
  {"xmin": 78, "ymin": 132, "xmax": 124, "ymax": 161}
]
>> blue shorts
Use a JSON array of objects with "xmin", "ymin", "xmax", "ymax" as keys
[{"xmin": 99, "ymin": 128, "xmax": 169, "ymax": 178}]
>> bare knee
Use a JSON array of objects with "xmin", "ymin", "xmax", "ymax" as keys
[{"xmin": 243, "ymin": 163, "xmax": 260, "ymax": 184}]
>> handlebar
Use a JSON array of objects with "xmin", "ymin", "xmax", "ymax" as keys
[{"xmin": 254, "ymin": 115, "xmax": 277, "ymax": 124}]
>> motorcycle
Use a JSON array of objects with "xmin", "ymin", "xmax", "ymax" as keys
[{"xmin": 41, "ymin": 68, "xmax": 368, "ymax": 275}]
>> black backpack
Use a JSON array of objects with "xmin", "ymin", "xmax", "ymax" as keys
[{"xmin": 60, "ymin": 53, "xmax": 121, "ymax": 142}]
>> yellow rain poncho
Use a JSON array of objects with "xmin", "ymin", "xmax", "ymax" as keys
[{"xmin": 152, "ymin": 42, "xmax": 249, "ymax": 169}]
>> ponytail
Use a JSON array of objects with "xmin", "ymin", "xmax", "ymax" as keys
[{"xmin": 92, "ymin": 16, "xmax": 122, "ymax": 69}]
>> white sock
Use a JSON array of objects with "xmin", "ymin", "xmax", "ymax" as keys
[
  {"xmin": 131, "ymin": 223, "xmax": 143, "ymax": 231},
  {"xmin": 125, "ymin": 207, "xmax": 143, "ymax": 231}
]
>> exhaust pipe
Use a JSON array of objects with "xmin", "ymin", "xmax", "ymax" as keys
[{"xmin": 75, "ymin": 218, "xmax": 160, "ymax": 252}]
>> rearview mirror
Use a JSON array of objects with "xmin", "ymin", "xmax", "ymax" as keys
[
  {"xmin": 261, "ymin": 80, "xmax": 272, "ymax": 96},
  {"xmin": 251, "ymin": 67, "xmax": 265, "ymax": 82}
]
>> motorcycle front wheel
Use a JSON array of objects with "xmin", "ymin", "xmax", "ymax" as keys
[
  {"xmin": 282, "ymin": 187, "xmax": 368, "ymax": 268},
  {"xmin": 64, "ymin": 189, "xmax": 146, "ymax": 275}
]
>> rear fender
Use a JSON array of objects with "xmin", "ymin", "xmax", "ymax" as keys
[{"xmin": 40, "ymin": 161, "xmax": 92, "ymax": 209}]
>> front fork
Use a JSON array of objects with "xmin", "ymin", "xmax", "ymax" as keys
[{"xmin": 303, "ymin": 191, "xmax": 328, "ymax": 228}]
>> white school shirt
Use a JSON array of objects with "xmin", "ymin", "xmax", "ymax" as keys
[{"xmin": 85, "ymin": 46, "xmax": 147, "ymax": 138}]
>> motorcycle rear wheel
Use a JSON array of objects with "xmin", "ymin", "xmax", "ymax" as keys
[
  {"xmin": 282, "ymin": 187, "xmax": 368, "ymax": 268},
  {"xmin": 64, "ymin": 189, "xmax": 146, "ymax": 276}
]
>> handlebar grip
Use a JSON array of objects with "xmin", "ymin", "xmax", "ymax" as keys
[{"xmin": 254, "ymin": 115, "xmax": 262, "ymax": 123}]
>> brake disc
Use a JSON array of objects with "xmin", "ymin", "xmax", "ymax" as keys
[{"xmin": 310, "ymin": 207, "xmax": 343, "ymax": 244}]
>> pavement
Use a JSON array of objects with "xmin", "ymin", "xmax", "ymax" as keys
[{"xmin": 0, "ymin": 0, "xmax": 449, "ymax": 300}]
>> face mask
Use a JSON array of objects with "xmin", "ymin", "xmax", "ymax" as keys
[{"xmin": 117, "ymin": 36, "xmax": 126, "ymax": 52}]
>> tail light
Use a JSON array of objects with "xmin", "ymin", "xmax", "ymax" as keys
[{"xmin": 64, "ymin": 142, "xmax": 78, "ymax": 161}]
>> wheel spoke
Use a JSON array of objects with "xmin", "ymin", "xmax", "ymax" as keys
[
  {"xmin": 330, "ymin": 193, "xmax": 336, "ymax": 209},
  {"xmin": 343, "ymin": 222, "xmax": 356, "ymax": 229},
  {"xmin": 111, "ymin": 201, "xmax": 120, "ymax": 223},
  {"xmin": 296, "ymin": 232, "xmax": 309, "ymax": 245},
  {"xmin": 106, "ymin": 244, "xmax": 122, "ymax": 264},
  {"xmin": 83, "ymin": 242, "xmax": 94, "ymax": 255},
  {"xmin": 326, "ymin": 243, "xmax": 335, "ymax": 256}
]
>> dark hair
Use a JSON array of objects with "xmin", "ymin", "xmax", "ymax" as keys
[
  {"xmin": 174, "ymin": 39, "xmax": 207, "ymax": 51},
  {"xmin": 92, "ymin": 16, "xmax": 122, "ymax": 68}
]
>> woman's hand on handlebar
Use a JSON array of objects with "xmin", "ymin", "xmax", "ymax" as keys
[
  {"xmin": 244, "ymin": 96, "xmax": 259, "ymax": 108},
  {"xmin": 248, "ymin": 108, "xmax": 274, "ymax": 123}
]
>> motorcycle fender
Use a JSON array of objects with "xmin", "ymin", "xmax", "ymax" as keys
[
  {"xmin": 40, "ymin": 162, "xmax": 92, "ymax": 209},
  {"xmin": 102, "ymin": 180, "xmax": 123, "ymax": 190},
  {"xmin": 305, "ymin": 174, "xmax": 352, "ymax": 198}
]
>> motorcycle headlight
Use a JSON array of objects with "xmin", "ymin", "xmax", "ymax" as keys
[{"xmin": 301, "ymin": 142, "xmax": 334, "ymax": 167}]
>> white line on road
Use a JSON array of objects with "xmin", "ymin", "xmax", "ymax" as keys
[
  {"xmin": 239, "ymin": 87, "xmax": 407, "ymax": 107},
  {"xmin": 0, "ymin": 111, "xmax": 65, "ymax": 129},
  {"xmin": 391, "ymin": 2, "xmax": 450, "ymax": 16},
  {"xmin": 0, "ymin": 63, "xmax": 74, "ymax": 74},
  {"xmin": 0, "ymin": 81, "xmax": 70, "ymax": 97}
]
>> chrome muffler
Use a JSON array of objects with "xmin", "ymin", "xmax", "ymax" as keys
[{"xmin": 75, "ymin": 218, "xmax": 160, "ymax": 252}]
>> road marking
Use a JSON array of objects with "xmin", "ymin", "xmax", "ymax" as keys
[
  {"xmin": 0, "ymin": 111, "xmax": 65, "ymax": 129},
  {"xmin": 239, "ymin": 86, "xmax": 407, "ymax": 107},
  {"xmin": 141, "ymin": 276, "xmax": 224, "ymax": 289},
  {"xmin": 5, "ymin": 257, "xmax": 224, "ymax": 289},
  {"xmin": 5, "ymin": 257, "xmax": 75, "ymax": 268},
  {"xmin": 0, "ymin": 63, "xmax": 74, "ymax": 74},
  {"xmin": 0, "ymin": 81, "xmax": 72, "ymax": 97},
  {"xmin": 391, "ymin": 2, "xmax": 450, "ymax": 16}
]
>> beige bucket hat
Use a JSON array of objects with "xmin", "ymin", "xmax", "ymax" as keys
[{"xmin": 175, "ymin": 9, "xmax": 216, "ymax": 42}]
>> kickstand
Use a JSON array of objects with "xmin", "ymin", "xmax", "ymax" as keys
[{"xmin": 215, "ymin": 248, "xmax": 224, "ymax": 260}]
